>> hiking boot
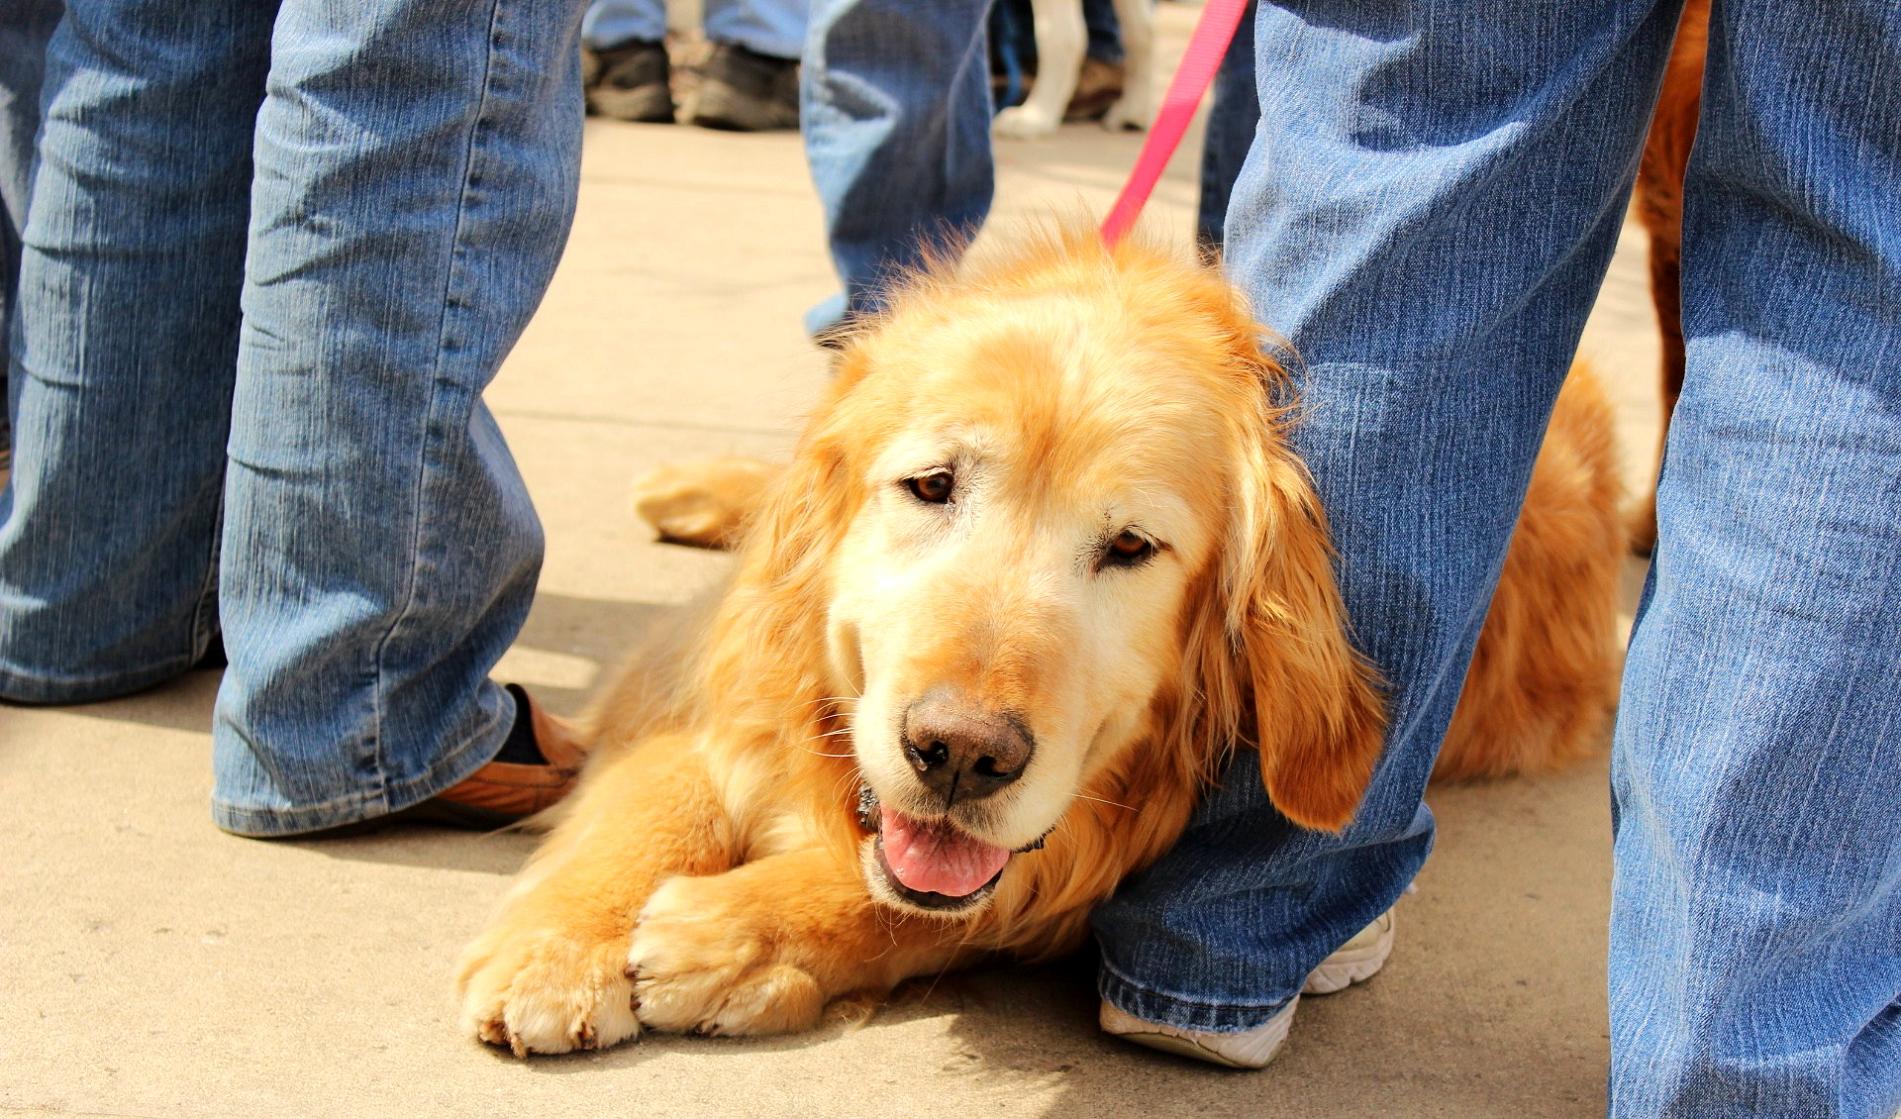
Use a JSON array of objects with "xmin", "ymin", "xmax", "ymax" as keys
[
  {"xmin": 1099, "ymin": 909, "xmax": 1396, "ymax": 1069},
  {"xmin": 585, "ymin": 39, "xmax": 674, "ymax": 123},
  {"xmin": 683, "ymin": 42, "xmax": 799, "ymax": 131}
]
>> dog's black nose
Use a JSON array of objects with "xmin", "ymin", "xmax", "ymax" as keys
[{"xmin": 901, "ymin": 693, "xmax": 1034, "ymax": 807}]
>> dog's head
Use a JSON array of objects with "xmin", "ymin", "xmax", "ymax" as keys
[{"xmin": 744, "ymin": 232, "xmax": 1384, "ymax": 915}]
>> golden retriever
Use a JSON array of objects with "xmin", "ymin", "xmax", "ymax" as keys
[{"xmin": 456, "ymin": 229, "xmax": 1623, "ymax": 1055}]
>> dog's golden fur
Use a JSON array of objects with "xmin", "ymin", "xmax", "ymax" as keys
[
  {"xmin": 457, "ymin": 230, "xmax": 1623, "ymax": 1054},
  {"xmin": 1628, "ymin": 0, "xmax": 1707, "ymax": 552}
]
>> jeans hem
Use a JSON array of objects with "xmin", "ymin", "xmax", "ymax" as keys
[
  {"xmin": 0, "ymin": 657, "xmax": 195, "ymax": 706},
  {"xmin": 1096, "ymin": 957, "xmax": 1299, "ymax": 1034},
  {"xmin": 210, "ymin": 699, "xmax": 511, "ymax": 838},
  {"xmin": 716, "ymin": 34, "xmax": 800, "ymax": 62}
]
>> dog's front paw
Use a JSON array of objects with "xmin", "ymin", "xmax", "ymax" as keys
[
  {"xmin": 993, "ymin": 105, "xmax": 1062, "ymax": 140},
  {"xmin": 1102, "ymin": 95, "xmax": 1151, "ymax": 132},
  {"xmin": 457, "ymin": 925, "xmax": 641, "ymax": 1056},
  {"xmin": 628, "ymin": 876, "xmax": 826, "ymax": 1037}
]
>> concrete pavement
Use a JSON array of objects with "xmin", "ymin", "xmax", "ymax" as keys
[{"xmin": 1, "ymin": 6, "xmax": 1667, "ymax": 1115}]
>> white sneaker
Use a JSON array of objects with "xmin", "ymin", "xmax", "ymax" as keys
[
  {"xmin": 1100, "ymin": 997, "xmax": 1298, "ymax": 1069},
  {"xmin": 1301, "ymin": 907, "xmax": 1395, "ymax": 996},
  {"xmin": 1099, "ymin": 909, "xmax": 1395, "ymax": 1070}
]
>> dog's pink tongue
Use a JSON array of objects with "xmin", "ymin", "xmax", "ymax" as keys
[{"xmin": 879, "ymin": 807, "xmax": 1011, "ymax": 898}]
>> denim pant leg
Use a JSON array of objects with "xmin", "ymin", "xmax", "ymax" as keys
[
  {"xmin": 1194, "ymin": 0, "xmax": 1255, "ymax": 255},
  {"xmin": 1091, "ymin": 0, "xmax": 1680, "ymax": 1033},
  {"xmin": 0, "ymin": 0, "xmax": 271, "ymax": 703},
  {"xmin": 1083, "ymin": 0, "xmax": 1122, "ymax": 65},
  {"xmin": 705, "ymin": 0, "xmax": 808, "ymax": 60},
  {"xmin": 582, "ymin": 0, "xmax": 664, "ymax": 51},
  {"xmin": 800, "ymin": 0, "xmax": 992, "ymax": 334},
  {"xmin": 209, "ymin": 0, "xmax": 583, "ymax": 835},
  {"xmin": 1607, "ymin": 3, "xmax": 1901, "ymax": 1114},
  {"xmin": 1, "ymin": 0, "xmax": 63, "ymax": 451}
]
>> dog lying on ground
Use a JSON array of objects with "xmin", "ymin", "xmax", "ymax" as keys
[
  {"xmin": 994, "ymin": 0, "xmax": 1155, "ymax": 138},
  {"xmin": 456, "ymin": 229, "xmax": 1624, "ymax": 1055}
]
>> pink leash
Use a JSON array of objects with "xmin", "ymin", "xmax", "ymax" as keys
[{"xmin": 1098, "ymin": 0, "xmax": 1251, "ymax": 247}]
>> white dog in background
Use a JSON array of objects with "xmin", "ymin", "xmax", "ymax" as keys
[{"xmin": 993, "ymin": 0, "xmax": 1154, "ymax": 139}]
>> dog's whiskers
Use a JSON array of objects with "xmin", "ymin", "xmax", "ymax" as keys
[
  {"xmin": 1070, "ymin": 791, "xmax": 1138, "ymax": 813},
  {"xmin": 793, "ymin": 721, "xmax": 861, "ymax": 761}
]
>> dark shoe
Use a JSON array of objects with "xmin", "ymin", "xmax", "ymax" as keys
[
  {"xmin": 1064, "ymin": 57, "xmax": 1125, "ymax": 122},
  {"xmin": 584, "ymin": 39, "xmax": 674, "ymax": 123},
  {"xmin": 683, "ymin": 42, "xmax": 799, "ymax": 131}
]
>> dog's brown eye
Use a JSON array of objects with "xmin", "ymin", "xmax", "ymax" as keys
[
  {"xmin": 1103, "ymin": 530, "xmax": 1155, "ymax": 567},
  {"xmin": 906, "ymin": 470, "xmax": 955, "ymax": 504}
]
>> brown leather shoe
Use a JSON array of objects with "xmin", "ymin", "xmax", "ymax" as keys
[
  {"xmin": 1064, "ymin": 57, "xmax": 1126, "ymax": 122},
  {"xmin": 420, "ymin": 684, "xmax": 588, "ymax": 829}
]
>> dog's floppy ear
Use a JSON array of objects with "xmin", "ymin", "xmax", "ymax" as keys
[
  {"xmin": 1172, "ymin": 266, "xmax": 1386, "ymax": 833},
  {"xmin": 1228, "ymin": 442, "xmax": 1387, "ymax": 833}
]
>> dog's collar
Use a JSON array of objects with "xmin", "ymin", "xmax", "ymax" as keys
[{"xmin": 853, "ymin": 781, "xmax": 1051, "ymax": 853}]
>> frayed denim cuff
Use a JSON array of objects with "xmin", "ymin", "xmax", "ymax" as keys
[
  {"xmin": 210, "ymin": 703, "xmax": 508, "ymax": 838},
  {"xmin": 1097, "ymin": 956, "xmax": 1298, "ymax": 1035}
]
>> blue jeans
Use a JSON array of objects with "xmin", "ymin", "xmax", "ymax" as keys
[
  {"xmin": 801, "ymin": 0, "xmax": 993, "ymax": 334},
  {"xmin": 1116, "ymin": 0, "xmax": 1901, "ymax": 1114},
  {"xmin": 1195, "ymin": 0, "xmax": 1254, "ymax": 254},
  {"xmin": 801, "ymin": 0, "xmax": 1238, "ymax": 320},
  {"xmin": 990, "ymin": 0, "xmax": 1126, "ymax": 74},
  {"xmin": 0, "ymin": 0, "xmax": 583, "ymax": 836},
  {"xmin": 805, "ymin": 0, "xmax": 1901, "ymax": 1112},
  {"xmin": 584, "ymin": 0, "xmax": 807, "ymax": 59},
  {"xmin": 0, "ymin": 0, "xmax": 62, "ymax": 457}
]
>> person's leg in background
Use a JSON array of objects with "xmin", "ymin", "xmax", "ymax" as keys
[
  {"xmin": 209, "ymin": 0, "xmax": 585, "ymax": 836},
  {"xmin": 800, "ymin": 0, "xmax": 992, "ymax": 339},
  {"xmin": 0, "ymin": 0, "xmax": 62, "ymax": 474},
  {"xmin": 582, "ymin": 0, "xmax": 674, "ymax": 123},
  {"xmin": 584, "ymin": 0, "xmax": 665, "ymax": 50},
  {"xmin": 686, "ymin": 0, "xmax": 808, "ymax": 131},
  {"xmin": 1091, "ymin": 0, "xmax": 1681, "ymax": 1065},
  {"xmin": 1606, "ymin": 2, "xmax": 1901, "ymax": 1113},
  {"xmin": 988, "ymin": 0, "xmax": 1037, "ymax": 114},
  {"xmin": 1194, "ymin": 0, "xmax": 1254, "ymax": 259},
  {"xmin": 0, "ymin": 0, "xmax": 271, "ymax": 703},
  {"xmin": 1083, "ymin": 0, "xmax": 1122, "ymax": 66}
]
